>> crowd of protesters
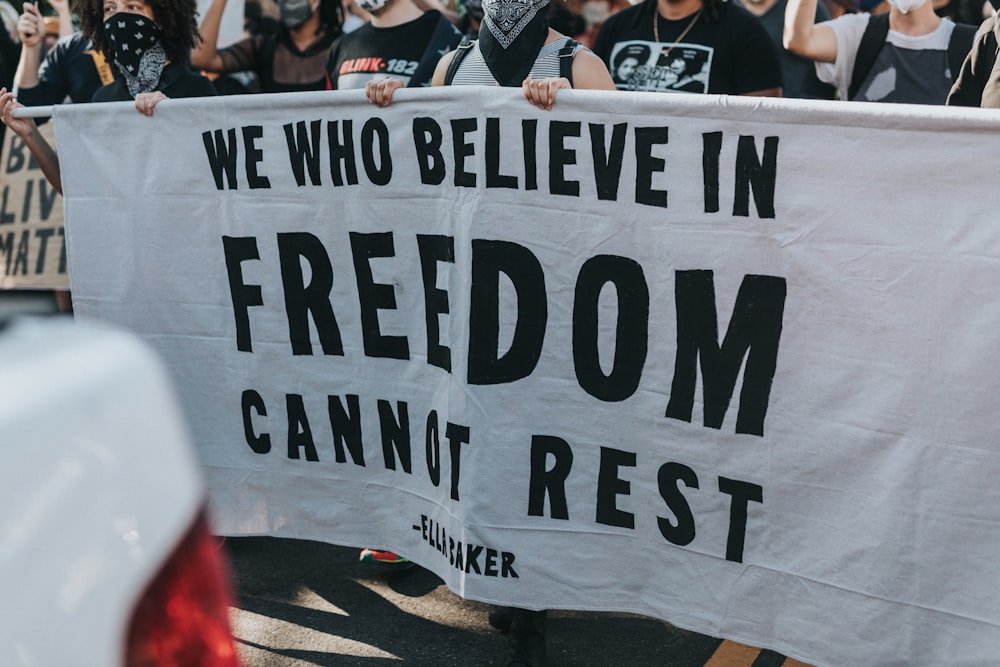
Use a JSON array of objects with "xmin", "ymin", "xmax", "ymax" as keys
[
  {"xmin": 0, "ymin": 0, "xmax": 997, "ymax": 662},
  {"xmin": 0, "ymin": 0, "xmax": 996, "ymax": 162}
]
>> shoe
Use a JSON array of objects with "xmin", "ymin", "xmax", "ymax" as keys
[
  {"xmin": 359, "ymin": 548, "xmax": 413, "ymax": 567},
  {"xmin": 489, "ymin": 606, "xmax": 515, "ymax": 633}
]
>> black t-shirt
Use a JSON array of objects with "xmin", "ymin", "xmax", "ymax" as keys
[
  {"xmin": 326, "ymin": 10, "xmax": 461, "ymax": 89},
  {"xmin": 18, "ymin": 33, "xmax": 114, "ymax": 107},
  {"xmin": 593, "ymin": 1, "xmax": 782, "ymax": 95},
  {"xmin": 91, "ymin": 61, "xmax": 217, "ymax": 102}
]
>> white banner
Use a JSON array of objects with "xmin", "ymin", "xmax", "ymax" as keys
[{"xmin": 56, "ymin": 90, "xmax": 1000, "ymax": 666}]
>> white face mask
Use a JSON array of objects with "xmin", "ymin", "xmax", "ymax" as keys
[
  {"xmin": 886, "ymin": 0, "xmax": 925, "ymax": 13},
  {"xmin": 582, "ymin": 0, "xmax": 609, "ymax": 25},
  {"xmin": 356, "ymin": 0, "xmax": 390, "ymax": 11}
]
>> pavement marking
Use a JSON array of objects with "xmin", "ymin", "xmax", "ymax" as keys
[
  {"xmin": 780, "ymin": 658, "xmax": 814, "ymax": 667},
  {"xmin": 704, "ymin": 640, "xmax": 762, "ymax": 666}
]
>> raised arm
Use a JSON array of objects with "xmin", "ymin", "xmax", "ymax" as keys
[
  {"xmin": 783, "ymin": 0, "xmax": 838, "ymax": 63},
  {"xmin": 412, "ymin": 0, "xmax": 459, "ymax": 25},
  {"xmin": 190, "ymin": 0, "xmax": 229, "ymax": 72},
  {"xmin": 49, "ymin": 0, "xmax": 74, "ymax": 37},
  {"xmin": 12, "ymin": 2, "xmax": 45, "ymax": 91}
]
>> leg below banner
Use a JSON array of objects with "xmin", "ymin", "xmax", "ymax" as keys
[{"xmin": 506, "ymin": 608, "xmax": 547, "ymax": 667}]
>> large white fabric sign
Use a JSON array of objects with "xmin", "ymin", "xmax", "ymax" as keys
[{"xmin": 56, "ymin": 90, "xmax": 1000, "ymax": 666}]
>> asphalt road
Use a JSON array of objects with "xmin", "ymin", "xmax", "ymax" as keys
[{"xmin": 224, "ymin": 536, "xmax": 809, "ymax": 667}]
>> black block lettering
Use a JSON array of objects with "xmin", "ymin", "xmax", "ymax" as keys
[
  {"xmin": 241, "ymin": 389, "xmax": 271, "ymax": 454},
  {"xmin": 549, "ymin": 120, "xmax": 581, "ymax": 197},
  {"xmin": 286, "ymin": 393, "xmax": 319, "ymax": 461},
  {"xmin": 377, "ymin": 399, "xmax": 411, "ymax": 473},
  {"xmin": 596, "ymin": 446, "xmax": 636, "ymax": 529},
  {"xmin": 361, "ymin": 118, "xmax": 392, "ymax": 185},
  {"xmin": 589, "ymin": 122, "xmax": 627, "ymax": 201},
  {"xmin": 528, "ymin": 435, "xmax": 573, "ymax": 519},
  {"xmin": 666, "ymin": 270, "xmax": 786, "ymax": 436},
  {"xmin": 277, "ymin": 232, "xmax": 344, "ymax": 356},
  {"xmin": 719, "ymin": 476, "xmax": 762, "ymax": 563},
  {"xmin": 222, "ymin": 236, "xmax": 263, "ymax": 352},
  {"xmin": 573, "ymin": 255, "xmax": 649, "ymax": 402},
  {"xmin": 702, "ymin": 131, "xmax": 722, "ymax": 213},
  {"xmin": 350, "ymin": 232, "xmax": 409, "ymax": 360},
  {"xmin": 242, "ymin": 125, "xmax": 271, "ymax": 189},
  {"xmin": 634, "ymin": 127, "xmax": 668, "ymax": 208},
  {"xmin": 486, "ymin": 117, "xmax": 518, "ymax": 189},
  {"xmin": 417, "ymin": 234, "xmax": 455, "ymax": 371},
  {"xmin": 328, "ymin": 394, "xmax": 365, "ymax": 465},
  {"xmin": 468, "ymin": 240, "xmax": 546, "ymax": 384},
  {"xmin": 426, "ymin": 410, "xmax": 441, "ymax": 487},
  {"xmin": 734, "ymin": 135, "xmax": 778, "ymax": 218},
  {"xmin": 283, "ymin": 120, "xmax": 323, "ymax": 186},
  {"xmin": 445, "ymin": 422, "xmax": 470, "ymax": 501},
  {"xmin": 328, "ymin": 120, "xmax": 359, "ymax": 186},
  {"xmin": 412, "ymin": 117, "xmax": 446, "ymax": 185},
  {"xmin": 657, "ymin": 462, "xmax": 697, "ymax": 546},
  {"xmin": 202, "ymin": 128, "xmax": 239, "ymax": 190},
  {"xmin": 451, "ymin": 117, "xmax": 477, "ymax": 187}
]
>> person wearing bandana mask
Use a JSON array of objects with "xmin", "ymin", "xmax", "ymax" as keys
[
  {"xmin": 365, "ymin": 0, "xmax": 615, "ymax": 109},
  {"xmin": 84, "ymin": 0, "xmax": 216, "ymax": 108},
  {"xmin": 785, "ymin": 0, "xmax": 977, "ymax": 102},
  {"xmin": 0, "ymin": 0, "xmax": 215, "ymax": 194},
  {"xmin": 192, "ymin": 0, "xmax": 343, "ymax": 92}
]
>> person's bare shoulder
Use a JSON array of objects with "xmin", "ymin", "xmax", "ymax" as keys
[
  {"xmin": 571, "ymin": 49, "xmax": 616, "ymax": 91},
  {"xmin": 431, "ymin": 50, "xmax": 459, "ymax": 87}
]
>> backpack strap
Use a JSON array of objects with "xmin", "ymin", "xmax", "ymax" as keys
[
  {"xmin": 849, "ymin": 12, "xmax": 890, "ymax": 101},
  {"xmin": 947, "ymin": 22, "xmax": 978, "ymax": 82},
  {"xmin": 557, "ymin": 38, "xmax": 581, "ymax": 86},
  {"xmin": 444, "ymin": 37, "xmax": 475, "ymax": 86}
]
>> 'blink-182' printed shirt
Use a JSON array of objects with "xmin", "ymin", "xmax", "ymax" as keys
[
  {"xmin": 592, "ymin": 1, "xmax": 782, "ymax": 95},
  {"xmin": 326, "ymin": 10, "xmax": 461, "ymax": 90}
]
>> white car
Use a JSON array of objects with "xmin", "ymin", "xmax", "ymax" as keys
[{"xmin": 0, "ymin": 317, "xmax": 241, "ymax": 666}]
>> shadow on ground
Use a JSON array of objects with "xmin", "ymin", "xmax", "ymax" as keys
[{"xmin": 223, "ymin": 536, "xmax": 726, "ymax": 666}]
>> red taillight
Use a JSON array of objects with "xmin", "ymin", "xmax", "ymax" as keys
[{"xmin": 124, "ymin": 509, "xmax": 241, "ymax": 667}]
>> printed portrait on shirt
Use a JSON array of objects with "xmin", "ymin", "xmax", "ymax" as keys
[{"xmin": 609, "ymin": 40, "xmax": 712, "ymax": 93}]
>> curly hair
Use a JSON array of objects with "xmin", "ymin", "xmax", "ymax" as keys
[{"xmin": 75, "ymin": 0, "xmax": 201, "ymax": 64}]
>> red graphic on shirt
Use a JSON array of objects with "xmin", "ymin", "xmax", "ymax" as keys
[{"xmin": 339, "ymin": 57, "xmax": 386, "ymax": 75}]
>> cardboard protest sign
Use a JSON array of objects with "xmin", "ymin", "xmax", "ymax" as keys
[
  {"xmin": 55, "ymin": 91, "xmax": 1000, "ymax": 666},
  {"xmin": 0, "ymin": 123, "xmax": 67, "ymax": 289}
]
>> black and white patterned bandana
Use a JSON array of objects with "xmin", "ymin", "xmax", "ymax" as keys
[
  {"xmin": 104, "ymin": 13, "xmax": 168, "ymax": 96},
  {"xmin": 478, "ymin": 0, "xmax": 549, "ymax": 86},
  {"xmin": 482, "ymin": 0, "xmax": 549, "ymax": 49}
]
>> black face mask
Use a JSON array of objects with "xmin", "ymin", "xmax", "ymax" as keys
[
  {"xmin": 479, "ymin": 0, "xmax": 550, "ymax": 87},
  {"xmin": 278, "ymin": 0, "xmax": 315, "ymax": 29},
  {"xmin": 104, "ymin": 12, "xmax": 161, "ymax": 75}
]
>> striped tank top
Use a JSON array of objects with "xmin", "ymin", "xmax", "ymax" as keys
[{"xmin": 449, "ymin": 36, "xmax": 585, "ymax": 86}]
